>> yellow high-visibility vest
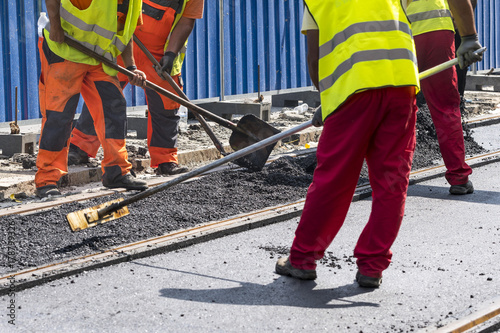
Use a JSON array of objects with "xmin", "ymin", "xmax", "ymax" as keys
[
  {"xmin": 406, "ymin": 0, "xmax": 455, "ymax": 36},
  {"xmin": 44, "ymin": 0, "xmax": 142, "ymax": 76},
  {"xmin": 164, "ymin": 0, "xmax": 188, "ymax": 76},
  {"xmin": 304, "ymin": 0, "xmax": 419, "ymax": 119}
]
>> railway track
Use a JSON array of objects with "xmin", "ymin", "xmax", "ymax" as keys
[{"xmin": 1, "ymin": 149, "xmax": 500, "ymax": 296}]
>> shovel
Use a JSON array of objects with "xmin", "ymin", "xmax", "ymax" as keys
[
  {"xmin": 61, "ymin": 35, "xmax": 280, "ymax": 171},
  {"xmin": 133, "ymin": 35, "xmax": 228, "ymax": 156},
  {"xmin": 66, "ymin": 48, "xmax": 487, "ymax": 232},
  {"xmin": 67, "ymin": 118, "xmax": 313, "ymax": 231}
]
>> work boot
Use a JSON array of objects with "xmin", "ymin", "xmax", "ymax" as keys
[
  {"xmin": 356, "ymin": 271, "xmax": 382, "ymax": 288},
  {"xmin": 36, "ymin": 184, "xmax": 61, "ymax": 198},
  {"xmin": 68, "ymin": 144, "xmax": 89, "ymax": 165},
  {"xmin": 449, "ymin": 180, "xmax": 474, "ymax": 195},
  {"xmin": 102, "ymin": 172, "xmax": 148, "ymax": 191},
  {"xmin": 157, "ymin": 162, "xmax": 188, "ymax": 176},
  {"xmin": 275, "ymin": 256, "xmax": 317, "ymax": 280}
]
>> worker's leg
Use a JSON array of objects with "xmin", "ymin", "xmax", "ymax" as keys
[
  {"xmin": 35, "ymin": 38, "xmax": 84, "ymax": 188},
  {"xmin": 415, "ymin": 30, "xmax": 472, "ymax": 185},
  {"xmin": 80, "ymin": 66, "xmax": 132, "ymax": 184},
  {"xmin": 354, "ymin": 87, "xmax": 416, "ymax": 278},
  {"xmin": 289, "ymin": 88, "xmax": 391, "ymax": 270},
  {"xmin": 70, "ymin": 62, "xmax": 130, "ymax": 158},
  {"xmin": 70, "ymin": 104, "xmax": 100, "ymax": 157},
  {"xmin": 135, "ymin": 51, "xmax": 181, "ymax": 167}
]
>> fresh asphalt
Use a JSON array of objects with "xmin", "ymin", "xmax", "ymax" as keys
[{"xmin": 1, "ymin": 157, "xmax": 499, "ymax": 332}]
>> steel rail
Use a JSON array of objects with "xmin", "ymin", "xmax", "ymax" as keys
[
  {"xmin": 1, "ymin": 149, "xmax": 500, "ymax": 219},
  {"xmin": 1, "ymin": 150, "xmax": 500, "ymax": 296}
]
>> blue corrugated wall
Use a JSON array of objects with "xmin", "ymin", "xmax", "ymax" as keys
[
  {"xmin": 475, "ymin": 0, "xmax": 499, "ymax": 70},
  {"xmin": 0, "ymin": 0, "xmax": 498, "ymax": 122}
]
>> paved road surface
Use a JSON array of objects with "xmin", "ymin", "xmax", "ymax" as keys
[{"xmin": 1, "ymin": 160, "xmax": 499, "ymax": 332}]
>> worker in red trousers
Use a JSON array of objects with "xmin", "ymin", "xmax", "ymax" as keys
[
  {"xmin": 275, "ymin": 0, "xmax": 482, "ymax": 288},
  {"xmin": 407, "ymin": 0, "xmax": 481, "ymax": 195}
]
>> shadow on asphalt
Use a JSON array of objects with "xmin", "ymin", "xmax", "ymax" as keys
[
  {"xmin": 407, "ymin": 184, "xmax": 500, "ymax": 205},
  {"xmin": 133, "ymin": 263, "xmax": 379, "ymax": 309}
]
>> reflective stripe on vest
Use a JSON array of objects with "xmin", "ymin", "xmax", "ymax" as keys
[
  {"xmin": 406, "ymin": 0, "xmax": 455, "ymax": 36},
  {"xmin": 304, "ymin": 0, "xmax": 419, "ymax": 118},
  {"xmin": 44, "ymin": 0, "xmax": 141, "ymax": 76}
]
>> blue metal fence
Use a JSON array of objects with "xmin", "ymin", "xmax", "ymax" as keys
[
  {"xmin": 475, "ymin": 0, "xmax": 499, "ymax": 70},
  {"xmin": 1, "ymin": 0, "xmax": 498, "ymax": 122}
]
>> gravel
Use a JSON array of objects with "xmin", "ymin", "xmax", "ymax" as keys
[{"xmin": 0, "ymin": 99, "xmax": 488, "ymax": 273}]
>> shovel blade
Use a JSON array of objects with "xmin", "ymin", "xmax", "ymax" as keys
[{"xmin": 229, "ymin": 114, "xmax": 281, "ymax": 171}]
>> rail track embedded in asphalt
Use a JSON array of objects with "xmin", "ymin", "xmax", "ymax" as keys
[{"xmin": 1, "ymin": 149, "xmax": 500, "ymax": 295}]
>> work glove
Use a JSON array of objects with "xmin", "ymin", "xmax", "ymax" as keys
[
  {"xmin": 456, "ymin": 34, "xmax": 483, "ymax": 69},
  {"xmin": 312, "ymin": 106, "xmax": 323, "ymax": 127},
  {"xmin": 160, "ymin": 51, "xmax": 177, "ymax": 76}
]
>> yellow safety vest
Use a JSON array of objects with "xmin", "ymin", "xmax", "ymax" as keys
[
  {"xmin": 304, "ymin": 0, "xmax": 419, "ymax": 119},
  {"xmin": 165, "ymin": 0, "xmax": 188, "ymax": 76},
  {"xmin": 406, "ymin": 0, "xmax": 455, "ymax": 36},
  {"xmin": 44, "ymin": 0, "xmax": 142, "ymax": 76}
]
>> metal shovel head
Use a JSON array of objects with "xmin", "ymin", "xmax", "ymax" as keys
[{"xmin": 229, "ymin": 114, "xmax": 281, "ymax": 171}]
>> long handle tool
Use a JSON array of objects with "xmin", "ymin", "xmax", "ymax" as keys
[
  {"xmin": 67, "ymin": 118, "xmax": 312, "ymax": 231},
  {"xmin": 133, "ymin": 35, "xmax": 228, "ymax": 156},
  {"xmin": 66, "ymin": 48, "xmax": 487, "ymax": 232},
  {"xmin": 62, "ymin": 36, "xmax": 280, "ymax": 171}
]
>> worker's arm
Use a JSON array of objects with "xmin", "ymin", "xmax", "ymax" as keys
[
  {"xmin": 447, "ymin": 0, "xmax": 483, "ymax": 68},
  {"xmin": 447, "ymin": 0, "xmax": 476, "ymax": 36},
  {"xmin": 45, "ymin": 0, "xmax": 64, "ymax": 43},
  {"xmin": 306, "ymin": 30, "xmax": 320, "ymax": 91},
  {"xmin": 305, "ymin": 30, "xmax": 323, "ymax": 127},
  {"xmin": 160, "ymin": 16, "xmax": 196, "ymax": 74},
  {"xmin": 121, "ymin": 40, "xmax": 147, "ymax": 88}
]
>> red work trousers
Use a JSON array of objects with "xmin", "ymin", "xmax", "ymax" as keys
[
  {"xmin": 36, "ymin": 38, "xmax": 131, "ymax": 188},
  {"xmin": 414, "ymin": 30, "xmax": 472, "ymax": 185},
  {"xmin": 289, "ymin": 87, "xmax": 417, "ymax": 278},
  {"xmin": 70, "ymin": 45, "xmax": 183, "ymax": 167}
]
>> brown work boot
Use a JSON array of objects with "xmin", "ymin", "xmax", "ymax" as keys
[
  {"xmin": 449, "ymin": 180, "xmax": 474, "ymax": 195},
  {"xmin": 157, "ymin": 162, "xmax": 188, "ymax": 176},
  {"xmin": 36, "ymin": 184, "xmax": 61, "ymax": 198},
  {"xmin": 68, "ymin": 144, "xmax": 89, "ymax": 165},
  {"xmin": 275, "ymin": 256, "xmax": 317, "ymax": 280},
  {"xmin": 355, "ymin": 271, "xmax": 382, "ymax": 288},
  {"xmin": 102, "ymin": 172, "xmax": 148, "ymax": 191}
]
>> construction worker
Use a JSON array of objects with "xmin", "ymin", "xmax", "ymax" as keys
[
  {"xmin": 36, "ymin": 0, "xmax": 148, "ymax": 198},
  {"xmin": 68, "ymin": 0, "xmax": 205, "ymax": 176},
  {"xmin": 275, "ymin": 0, "xmax": 482, "ymax": 287},
  {"xmin": 407, "ymin": 0, "xmax": 482, "ymax": 194}
]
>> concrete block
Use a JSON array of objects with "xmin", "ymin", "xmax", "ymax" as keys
[
  {"xmin": 194, "ymin": 101, "xmax": 271, "ymax": 121},
  {"xmin": 127, "ymin": 116, "xmax": 148, "ymax": 139},
  {"xmin": 272, "ymin": 89, "xmax": 321, "ymax": 107},
  {"xmin": 465, "ymin": 74, "xmax": 500, "ymax": 92},
  {"xmin": 0, "ymin": 133, "xmax": 37, "ymax": 157}
]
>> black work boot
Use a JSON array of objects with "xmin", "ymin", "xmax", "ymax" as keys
[
  {"xmin": 102, "ymin": 172, "xmax": 148, "ymax": 191},
  {"xmin": 36, "ymin": 184, "xmax": 61, "ymax": 198},
  {"xmin": 157, "ymin": 162, "xmax": 188, "ymax": 175},
  {"xmin": 275, "ymin": 256, "xmax": 317, "ymax": 280},
  {"xmin": 356, "ymin": 271, "xmax": 382, "ymax": 288},
  {"xmin": 449, "ymin": 180, "xmax": 474, "ymax": 195},
  {"xmin": 68, "ymin": 144, "xmax": 89, "ymax": 165}
]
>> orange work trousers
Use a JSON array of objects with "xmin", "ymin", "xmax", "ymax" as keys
[
  {"xmin": 35, "ymin": 37, "xmax": 131, "ymax": 189},
  {"xmin": 71, "ymin": 44, "xmax": 183, "ymax": 167}
]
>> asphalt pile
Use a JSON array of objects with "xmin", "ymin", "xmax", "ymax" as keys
[{"xmin": 0, "ymin": 101, "xmax": 486, "ymax": 273}]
